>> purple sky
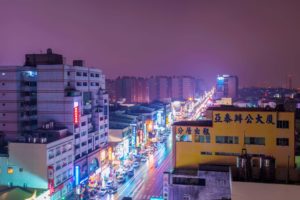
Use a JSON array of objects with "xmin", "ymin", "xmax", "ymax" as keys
[{"xmin": 0, "ymin": 0, "xmax": 300, "ymax": 87}]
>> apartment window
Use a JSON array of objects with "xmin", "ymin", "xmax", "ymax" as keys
[
  {"xmin": 172, "ymin": 177, "xmax": 205, "ymax": 186},
  {"xmin": 2, "ymin": 103, "xmax": 5, "ymax": 106},
  {"xmin": 2, "ymin": 113, "xmax": 5, "ymax": 116},
  {"xmin": 81, "ymin": 142, "xmax": 87, "ymax": 147},
  {"xmin": 83, "ymin": 72, "xmax": 87, "ymax": 77},
  {"xmin": 81, "ymin": 131, "xmax": 86, "ymax": 137},
  {"xmin": 277, "ymin": 138, "xmax": 289, "ymax": 146},
  {"xmin": 176, "ymin": 134, "xmax": 192, "ymax": 142},
  {"xmin": 95, "ymin": 82, "xmax": 99, "ymax": 86},
  {"xmin": 56, "ymin": 161, "xmax": 61, "ymax": 170},
  {"xmin": 216, "ymin": 136, "xmax": 239, "ymax": 144},
  {"xmin": 90, "ymin": 73, "xmax": 94, "ymax": 77},
  {"xmin": 83, "ymin": 82, "xmax": 87, "ymax": 86},
  {"xmin": 2, "ymin": 83, "xmax": 5, "ymax": 86},
  {"xmin": 215, "ymin": 152, "xmax": 240, "ymax": 156},
  {"xmin": 7, "ymin": 167, "xmax": 14, "ymax": 174},
  {"xmin": 68, "ymin": 168, "xmax": 73, "ymax": 177},
  {"xmin": 67, "ymin": 82, "xmax": 71, "ymax": 87},
  {"xmin": 2, "ymin": 124, "xmax": 5, "ymax": 127},
  {"xmin": 201, "ymin": 152, "xmax": 212, "ymax": 155},
  {"xmin": 48, "ymin": 150, "xmax": 54, "ymax": 159},
  {"xmin": 56, "ymin": 175, "xmax": 61, "ymax": 185},
  {"xmin": 56, "ymin": 147, "xmax": 61, "ymax": 156},
  {"xmin": 195, "ymin": 135, "xmax": 210, "ymax": 143},
  {"xmin": 62, "ymin": 145, "xmax": 67, "ymax": 153},
  {"xmin": 76, "ymin": 72, "xmax": 81, "ymax": 76},
  {"xmin": 76, "ymin": 82, "xmax": 82, "ymax": 86},
  {"xmin": 68, "ymin": 155, "xmax": 72, "ymax": 164},
  {"xmin": 277, "ymin": 120, "xmax": 289, "ymax": 129},
  {"xmin": 95, "ymin": 136, "xmax": 99, "ymax": 140},
  {"xmin": 81, "ymin": 122, "xmax": 86, "ymax": 127},
  {"xmin": 95, "ymin": 74, "xmax": 99, "ymax": 77},
  {"xmin": 67, "ymin": 71, "xmax": 71, "ymax": 76},
  {"xmin": 90, "ymin": 82, "xmax": 94, "ymax": 86},
  {"xmin": 244, "ymin": 137, "xmax": 265, "ymax": 145}
]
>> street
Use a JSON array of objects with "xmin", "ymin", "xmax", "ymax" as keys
[{"xmin": 108, "ymin": 133, "xmax": 172, "ymax": 200}]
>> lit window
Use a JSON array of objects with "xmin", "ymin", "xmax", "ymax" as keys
[{"xmin": 7, "ymin": 167, "xmax": 14, "ymax": 174}]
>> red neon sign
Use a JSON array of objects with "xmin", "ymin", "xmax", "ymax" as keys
[{"xmin": 74, "ymin": 106, "xmax": 80, "ymax": 124}]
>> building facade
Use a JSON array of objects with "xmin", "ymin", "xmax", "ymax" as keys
[{"xmin": 172, "ymin": 107, "xmax": 295, "ymax": 181}]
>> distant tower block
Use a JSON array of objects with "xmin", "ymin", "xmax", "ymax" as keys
[{"xmin": 287, "ymin": 74, "xmax": 292, "ymax": 89}]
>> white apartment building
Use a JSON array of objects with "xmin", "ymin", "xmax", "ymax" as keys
[{"xmin": 0, "ymin": 124, "xmax": 74, "ymax": 200}]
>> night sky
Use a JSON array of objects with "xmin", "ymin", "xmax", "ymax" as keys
[{"xmin": 0, "ymin": 0, "xmax": 300, "ymax": 87}]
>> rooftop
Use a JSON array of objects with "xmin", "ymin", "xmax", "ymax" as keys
[
  {"xmin": 207, "ymin": 105, "xmax": 287, "ymax": 112},
  {"xmin": 173, "ymin": 120, "xmax": 212, "ymax": 127},
  {"xmin": 198, "ymin": 164, "xmax": 230, "ymax": 172}
]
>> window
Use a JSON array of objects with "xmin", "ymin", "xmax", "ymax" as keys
[
  {"xmin": 67, "ymin": 82, "xmax": 71, "ymax": 87},
  {"xmin": 277, "ymin": 120, "xmax": 289, "ymax": 129},
  {"xmin": 76, "ymin": 72, "xmax": 81, "ymax": 76},
  {"xmin": 176, "ymin": 134, "xmax": 192, "ymax": 142},
  {"xmin": 7, "ymin": 167, "xmax": 13, "ymax": 174},
  {"xmin": 83, "ymin": 72, "xmax": 87, "ymax": 77},
  {"xmin": 48, "ymin": 150, "xmax": 54, "ymax": 159},
  {"xmin": 90, "ymin": 73, "xmax": 94, "ymax": 77},
  {"xmin": 56, "ymin": 161, "xmax": 61, "ymax": 170},
  {"xmin": 195, "ymin": 135, "xmax": 210, "ymax": 143},
  {"xmin": 244, "ymin": 137, "xmax": 265, "ymax": 145},
  {"xmin": 2, "ymin": 103, "xmax": 5, "ymax": 106},
  {"xmin": 67, "ymin": 71, "xmax": 71, "ymax": 76},
  {"xmin": 76, "ymin": 82, "xmax": 82, "ymax": 86},
  {"xmin": 81, "ymin": 122, "xmax": 86, "ymax": 127},
  {"xmin": 216, "ymin": 136, "xmax": 239, "ymax": 144},
  {"xmin": 172, "ymin": 177, "xmax": 205, "ymax": 186},
  {"xmin": 2, "ymin": 124, "xmax": 5, "ymax": 127},
  {"xmin": 277, "ymin": 138, "xmax": 289, "ymax": 146},
  {"xmin": 2, "ymin": 83, "xmax": 5, "ymax": 86},
  {"xmin": 95, "ymin": 74, "xmax": 99, "ymax": 77},
  {"xmin": 19, "ymin": 168, "xmax": 23, "ymax": 172},
  {"xmin": 201, "ymin": 152, "xmax": 212, "ymax": 155},
  {"xmin": 90, "ymin": 82, "xmax": 94, "ymax": 86},
  {"xmin": 68, "ymin": 155, "xmax": 73, "ymax": 164},
  {"xmin": 83, "ymin": 82, "xmax": 87, "ymax": 86},
  {"xmin": 56, "ymin": 147, "xmax": 61, "ymax": 156},
  {"xmin": 95, "ymin": 82, "xmax": 99, "ymax": 86},
  {"xmin": 81, "ymin": 131, "xmax": 86, "ymax": 137},
  {"xmin": 215, "ymin": 152, "xmax": 240, "ymax": 156},
  {"xmin": 2, "ymin": 113, "xmax": 5, "ymax": 116}
]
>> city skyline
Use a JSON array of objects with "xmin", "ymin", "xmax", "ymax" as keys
[{"xmin": 1, "ymin": 0, "xmax": 300, "ymax": 88}]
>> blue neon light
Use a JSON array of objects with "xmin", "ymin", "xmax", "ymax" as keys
[{"xmin": 75, "ymin": 166, "xmax": 80, "ymax": 186}]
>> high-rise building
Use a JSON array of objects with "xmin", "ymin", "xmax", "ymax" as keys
[
  {"xmin": 0, "ymin": 49, "xmax": 109, "ymax": 186},
  {"xmin": 171, "ymin": 76, "xmax": 182, "ymax": 100},
  {"xmin": 0, "ymin": 66, "xmax": 38, "ymax": 140},
  {"xmin": 182, "ymin": 76, "xmax": 195, "ymax": 100},
  {"xmin": 215, "ymin": 75, "xmax": 239, "ymax": 99}
]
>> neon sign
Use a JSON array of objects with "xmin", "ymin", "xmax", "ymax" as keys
[{"xmin": 74, "ymin": 102, "xmax": 80, "ymax": 124}]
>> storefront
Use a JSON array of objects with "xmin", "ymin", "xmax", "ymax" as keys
[{"xmin": 50, "ymin": 178, "xmax": 73, "ymax": 200}]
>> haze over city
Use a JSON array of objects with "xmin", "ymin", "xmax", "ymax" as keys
[{"xmin": 1, "ymin": 0, "xmax": 300, "ymax": 87}]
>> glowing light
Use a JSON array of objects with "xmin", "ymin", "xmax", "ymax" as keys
[
  {"xmin": 75, "ymin": 166, "xmax": 80, "ymax": 186},
  {"xmin": 73, "ymin": 102, "xmax": 80, "ymax": 124}
]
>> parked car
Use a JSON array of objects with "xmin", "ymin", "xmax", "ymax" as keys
[
  {"xmin": 106, "ymin": 180, "xmax": 113, "ymax": 188},
  {"xmin": 117, "ymin": 175, "xmax": 126, "ymax": 184},
  {"xmin": 107, "ymin": 186, "xmax": 118, "ymax": 194},
  {"xmin": 99, "ymin": 187, "xmax": 107, "ymax": 196},
  {"xmin": 133, "ymin": 161, "xmax": 140, "ymax": 168},
  {"xmin": 141, "ymin": 157, "xmax": 147, "ymax": 162},
  {"xmin": 127, "ymin": 168, "xmax": 134, "ymax": 177}
]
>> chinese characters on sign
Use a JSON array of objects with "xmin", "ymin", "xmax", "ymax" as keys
[{"xmin": 214, "ymin": 113, "xmax": 275, "ymax": 125}]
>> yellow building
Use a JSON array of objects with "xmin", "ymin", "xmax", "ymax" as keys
[{"xmin": 172, "ymin": 107, "xmax": 295, "ymax": 172}]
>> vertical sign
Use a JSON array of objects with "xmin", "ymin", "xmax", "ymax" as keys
[
  {"xmin": 74, "ymin": 102, "xmax": 80, "ymax": 124},
  {"xmin": 48, "ymin": 166, "xmax": 55, "ymax": 194},
  {"xmin": 75, "ymin": 165, "xmax": 80, "ymax": 186}
]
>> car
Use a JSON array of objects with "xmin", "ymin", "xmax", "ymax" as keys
[
  {"xmin": 107, "ymin": 186, "xmax": 118, "ymax": 194},
  {"xmin": 99, "ymin": 188, "xmax": 107, "ymax": 196},
  {"xmin": 117, "ymin": 175, "xmax": 126, "ymax": 184},
  {"xmin": 133, "ymin": 161, "xmax": 140, "ymax": 168},
  {"xmin": 127, "ymin": 169, "xmax": 134, "ymax": 177},
  {"xmin": 106, "ymin": 180, "xmax": 113, "ymax": 188}
]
